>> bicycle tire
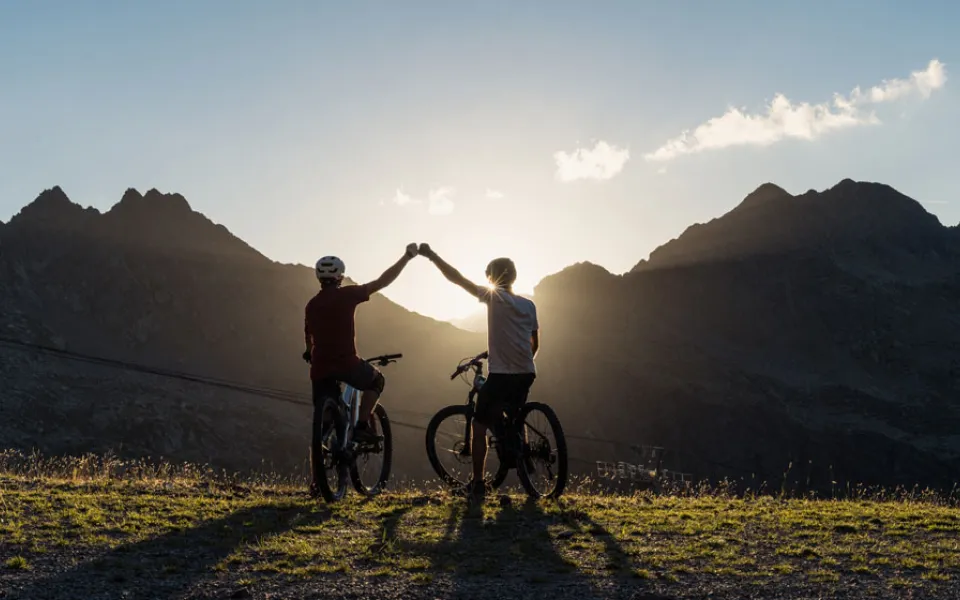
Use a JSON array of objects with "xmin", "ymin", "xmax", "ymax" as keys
[
  {"xmin": 350, "ymin": 404, "xmax": 393, "ymax": 496},
  {"xmin": 315, "ymin": 398, "xmax": 349, "ymax": 503},
  {"xmin": 425, "ymin": 405, "xmax": 509, "ymax": 488},
  {"xmin": 516, "ymin": 402, "xmax": 568, "ymax": 499}
]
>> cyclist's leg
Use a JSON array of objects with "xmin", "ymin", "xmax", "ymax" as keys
[
  {"xmin": 494, "ymin": 375, "xmax": 533, "ymax": 462},
  {"xmin": 340, "ymin": 361, "xmax": 385, "ymax": 441},
  {"xmin": 471, "ymin": 375, "xmax": 505, "ymax": 488},
  {"xmin": 510, "ymin": 373, "xmax": 536, "ymax": 429}
]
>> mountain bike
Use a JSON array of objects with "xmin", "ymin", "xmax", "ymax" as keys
[
  {"xmin": 424, "ymin": 350, "xmax": 568, "ymax": 499},
  {"xmin": 312, "ymin": 353, "xmax": 401, "ymax": 503}
]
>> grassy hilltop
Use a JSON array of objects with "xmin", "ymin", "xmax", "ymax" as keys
[{"xmin": 1, "ymin": 452, "xmax": 959, "ymax": 599}]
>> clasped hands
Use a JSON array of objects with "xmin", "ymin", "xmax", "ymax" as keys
[{"xmin": 404, "ymin": 243, "xmax": 436, "ymax": 260}]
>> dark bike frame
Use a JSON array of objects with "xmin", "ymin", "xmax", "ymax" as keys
[
  {"xmin": 427, "ymin": 350, "xmax": 569, "ymax": 498},
  {"xmin": 454, "ymin": 352, "xmax": 526, "ymax": 466}
]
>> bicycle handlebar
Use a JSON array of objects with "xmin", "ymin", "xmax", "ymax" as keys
[
  {"xmin": 365, "ymin": 353, "xmax": 403, "ymax": 366},
  {"xmin": 449, "ymin": 350, "xmax": 489, "ymax": 380}
]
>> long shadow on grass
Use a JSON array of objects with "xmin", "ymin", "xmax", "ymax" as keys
[
  {"xmin": 10, "ymin": 500, "xmax": 328, "ymax": 600},
  {"xmin": 490, "ymin": 498, "xmax": 665, "ymax": 596},
  {"xmin": 557, "ymin": 504, "xmax": 643, "ymax": 577},
  {"xmin": 367, "ymin": 495, "xmax": 669, "ymax": 599}
]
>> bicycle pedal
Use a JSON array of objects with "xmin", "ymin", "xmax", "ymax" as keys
[{"xmin": 356, "ymin": 440, "xmax": 383, "ymax": 451}]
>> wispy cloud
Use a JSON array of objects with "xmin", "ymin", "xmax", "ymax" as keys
[
  {"xmin": 392, "ymin": 188, "xmax": 417, "ymax": 206},
  {"xmin": 485, "ymin": 188, "xmax": 505, "ymax": 199},
  {"xmin": 554, "ymin": 140, "xmax": 630, "ymax": 182},
  {"xmin": 427, "ymin": 187, "xmax": 455, "ymax": 215},
  {"xmin": 644, "ymin": 59, "xmax": 947, "ymax": 162},
  {"xmin": 391, "ymin": 186, "xmax": 456, "ymax": 215}
]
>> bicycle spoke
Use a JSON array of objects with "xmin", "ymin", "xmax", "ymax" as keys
[
  {"xmin": 350, "ymin": 405, "xmax": 392, "ymax": 496},
  {"xmin": 314, "ymin": 400, "xmax": 349, "ymax": 502},
  {"xmin": 427, "ymin": 408, "xmax": 502, "ymax": 487},
  {"xmin": 517, "ymin": 404, "xmax": 566, "ymax": 498}
]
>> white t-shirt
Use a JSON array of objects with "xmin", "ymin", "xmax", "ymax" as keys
[{"xmin": 476, "ymin": 286, "xmax": 538, "ymax": 374}]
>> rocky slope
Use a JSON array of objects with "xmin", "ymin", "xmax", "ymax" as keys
[
  {"xmin": 3, "ymin": 180, "xmax": 959, "ymax": 492},
  {"xmin": 535, "ymin": 179, "xmax": 960, "ymax": 491},
  {"xmin": 0, "ymin": 187, "xmax": 482, "ymax": 478}
]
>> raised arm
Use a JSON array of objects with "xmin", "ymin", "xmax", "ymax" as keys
[
  {"xmin": 364, "ymin": 244, "xmax": 419, "ymax": 296},
  {"xmin": 418, "ymin": 243, "xmax": 482, "ymax": 298}
]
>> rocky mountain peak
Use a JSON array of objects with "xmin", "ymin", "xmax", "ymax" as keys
[
  {"xmin": 7, "ymin": 186, "xmax": 99, "ymax": 230},
  {"xmin": 633, "ymin": 179, "xmax": 945, "ymax": 272},
  {"xmin": 107, "ymin": 187, "xmax": 194, "ymax": 222},
  {"xmin": 733, "ymin": 182, "xmax": 792, "ymax": 213}
]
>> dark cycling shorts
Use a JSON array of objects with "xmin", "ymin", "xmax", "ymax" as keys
[
  {"xmin": 474, "ymin": 373, "xmax": 536, "ymax": 428},
  {"xmin": 311, "ymin": 360, "xmax": 385, "ymax": 406}
]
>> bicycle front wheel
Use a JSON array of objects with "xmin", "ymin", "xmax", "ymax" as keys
[
  {"xmin": 516, "ymin": 402, "xmax": 568, "ymax": 499},
  {"xmin": 425, "ymin": 405, "xmax": 507, "ymax": 488},
  {"xmin": 314, "ymin": 398, "xmax": 349, "ymax": 503},
  {"xmin": 350, "ymin": 404, "xmax": 393, "ymax": 496}
]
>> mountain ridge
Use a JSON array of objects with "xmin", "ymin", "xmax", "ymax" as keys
[
  {"xmin": 630, "ymin": 179, "xmax": 952, "ymax": 276},
  {"xmin": 0, "ymin": 185, "xmax": 483, "ymax": 480},
  {"xmin": 6, "ymin": 185, "xmax": 265, "ymax": 261},
  {"xmin": 532, "ymin": 178, "xmax": 960, "ymax": 490},
  {"xmin": 3, "ymin": 179, "xmax": 960, "ymax": 492}
]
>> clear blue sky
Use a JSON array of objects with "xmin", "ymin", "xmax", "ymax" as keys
[{"xmin": 2, "ymin": 1, "xmax": 957, "ymax": 320}]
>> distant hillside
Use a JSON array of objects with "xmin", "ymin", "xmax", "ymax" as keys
[
  {"xmin": 536, "ymin": 179, "xmax": 960, "ymax": 491},
  {"xmin": 0, "ymin": 186, "xmax": 482, "ymax": 477},
  {"xmin": 3, "ymin": 180, "xmax": 960, "ymax": 492}
]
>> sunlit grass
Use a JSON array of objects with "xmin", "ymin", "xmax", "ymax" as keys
[{"xmin": 1, "ymin": 449, "xmax": 959, "ymax": 595}]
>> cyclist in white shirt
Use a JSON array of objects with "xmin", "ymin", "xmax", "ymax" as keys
[{"xmin": 418, "ymin": 243, "xmax": 540, "ymax": 501}]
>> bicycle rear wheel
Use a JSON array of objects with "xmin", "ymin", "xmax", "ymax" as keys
[
  {"xmin": 425, "ymin": 405, "xmax": 508, "ymax": 488},
  {"xmin": 314, "ymin": 398, "xmax": 349, "ymax": 503},
  {"xmin": 516, "ymin": 402, "xmax": 568, "ymax": 499},
  {"xmin": 350, "ymin": 404, "xmax": 393, "ymax": 496}
]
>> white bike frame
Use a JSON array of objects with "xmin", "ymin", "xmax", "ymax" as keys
[{"xmin": 339, "ymin": 383, "xmax": 362, "ymax": 446}]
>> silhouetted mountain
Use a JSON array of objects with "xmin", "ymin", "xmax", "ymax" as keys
[
  {"xmin": 540, "ymin": 179, "xmax": 960, "ymax": 491},
  {"xmin": 0, "ymin": 186, "xmax": 481, "ymax": 477},
  {"xmin": 632, "ymin": 179, "xmax": 955, "ymax": 280},
  {"xmin": 4, "ymin": 180, "xmax": 960, "ymax": 492},
  {"xmin": 732, "ymin": 182, "xmax": 791, "ymax": 213},
  {"xmin": 8, "ymin": 186, "xmax": 265, "ymax": 260}
]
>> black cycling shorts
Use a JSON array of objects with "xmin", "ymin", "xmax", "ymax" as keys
[
  {"xmin": 474, "ymin": 373, "xmax": 536, "ymax": 428},
  {"xmin": 312, "ymin": 360, "xmax": 385, "ymax": 406}
]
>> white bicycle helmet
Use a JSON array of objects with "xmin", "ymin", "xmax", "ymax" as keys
[{"xmin": 315, "ymin": 256, "xmax": 346, "ymax": 281}]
